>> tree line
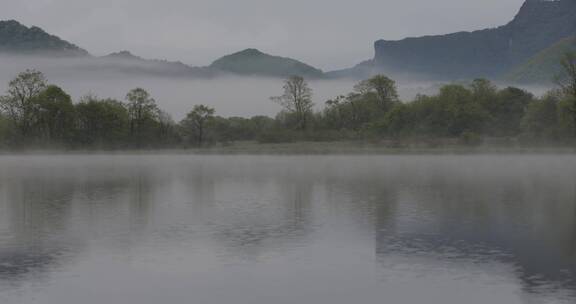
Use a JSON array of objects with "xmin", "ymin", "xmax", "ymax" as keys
[{"xmin": 0, "ymin": 53, "xmax": 575, "ymax": 149}]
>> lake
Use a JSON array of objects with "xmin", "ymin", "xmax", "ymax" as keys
[{"xmin": 0, "ymin": 154, "xmax": 575, "ymax": 304}]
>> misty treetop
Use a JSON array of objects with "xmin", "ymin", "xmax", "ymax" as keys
[
  {"xmin": 1, "ymin": 61, "xmax": 576, "ymax": 150},
  {"xmin": 271, "ymin": 76, "xmax": 314, "ymax": 130}
]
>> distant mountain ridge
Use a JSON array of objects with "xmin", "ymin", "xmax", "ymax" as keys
[
  {"xmin": 96, "ymin": 50, "xmax": 215, "ymax": 78},
  {"xmin": 210, "ymin": 48, "xmax": 324, "ymax": 78},
  {"xmin": 0, "ymin": 20, "xmax": 324, "ymax": 79},
  {"xmin": 3, "ymin": 0, "xmax": 576, "ymax": 84},
  {"xmin": 0, "ymin": 20, "xmax": 89, "ymax": 56}
]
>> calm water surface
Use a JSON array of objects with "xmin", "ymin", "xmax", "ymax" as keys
[{"xmin": 0, "ymin": 154, "xmax": 575, "ymax": 304}]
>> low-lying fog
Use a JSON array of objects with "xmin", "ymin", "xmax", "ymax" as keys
[{"xmin": 0, "ymin": 56, "xmax": 553, "ymax": 120}]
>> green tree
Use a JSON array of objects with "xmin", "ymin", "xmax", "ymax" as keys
[
  {"xmin": 521, "ymin": 91, "xmax": 562, "ymax": 141},
  {"xmin": 271, "ymin": 76, "xmax": 314, "ymax": 130},
  {"xmin": 470, "ymin": 79, "xmax": 497, "ymax": 102},
  {"xmin": 324, "ymin": 93, "xmax": 377, "ymax": 133},
  {"xmin": 180, "ymin": 105, "xmax": 215, "ymax": 146},
  {"xmin": 410, "ymin": 94, "xmax": 451, "ymax": 137},
  {"xmin": 440, "ymin": 84, "xmax": 488, "ymax": 136},
  {"xmin": 0, "ymin": 113, "xmax": 11, "ymax": 146},
  {"xmin": 556, "ymin": 52, "xmax": 576, "ymax": 136},
  {"xmin": 0, "ymin": 70, "xmax": 47, "ymax": 138},
  {"xmin": 34, "ymin": 85, "xmax": 75, "ymax": 144},
  {"xmin": 250, "ymin": 116, "xmax": 275, "ymax": 135},
  {"xmin": 558, "ymin": 96, "xmax": 576, "ymax": 138},
  {"xmin": 382, "ymin": 103, "xmax": 414, "ymax": 138},
  {"xmin": 354, "ymin": 74, "xmax": 399, "ymax": 112},
  {"xmin": 157, "ymin": 110, "xmax": 179, "ymax": 146},
  {"xmin": 126, "ymin": 88, "xmax": 159, "ymax": 147},
  {"xmin": 470, "ymin": 79, "xmax": 498, "ymax": 114},
  {"xmin": 488, "ymin": 87, "xmax": 532, "ymax": 137},
  {"xmin": 75, "ymin": 95, "xmax": 129, "ymax": 147},
  {"xmin": 408, "ymin": 85, "xmax": 488, "ymax": 138},
  {"xmin": 215, "ymin": 116, "xmax": 270, "ymax": 142}
]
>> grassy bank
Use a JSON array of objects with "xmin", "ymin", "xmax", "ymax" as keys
[
  {"xmin": 4, "ymin": 140, "xmax": 574, "ymax": 155},
  {"xmin": 192, "ymin": 141, "xmax": 576, "ymax": 154}
]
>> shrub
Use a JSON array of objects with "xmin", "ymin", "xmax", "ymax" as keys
[{"xmin": 459, "ymin": 131, "xmax": 483, "ymax": 146}]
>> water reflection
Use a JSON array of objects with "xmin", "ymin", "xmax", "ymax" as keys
[
  {"xmin": 0, "ymin": 155, "xmax": 575, "ymax": 303},
  {"xmin": 369, "ymin": 160, "xmax": 576, "ymax": 301}
]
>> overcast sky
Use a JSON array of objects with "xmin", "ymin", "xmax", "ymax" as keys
[{"xmin": 2, "ymin": 0, "xmax": 525, "ymax": 70}]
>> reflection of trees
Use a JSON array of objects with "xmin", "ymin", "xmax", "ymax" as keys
[
  {"xmin": 5, "ymin": 177, "xmax": 75, "ymax": 239},
  {"xmin": 324, "ymin": 173, "xmax": 400, "ymax": 241},
  {"xmin": 209, "ymin": 175, "xmax": 314, "ymax": 260},
  {"xmin": 0, "ymin": 165, "xmax": 161, "ymax": 285},
  {"xmin": 570, "ymin": 195, "xmax": 576, "ymax": 257},
  {"xmin": 280, "ymin": 178, "xmax": 313, "ymax": 234},
  {"xmin": 0, "ymin": 174, "xmax": 79, "ymax": 288},
  {"xmin": 1, "ymin": 155, "xmax": 576, "ymax": 302},
  {"xmin": 369, "ymin": 169, "xmax": 576, "ymax": 300},
  {"xmin": 0, "ymin": 247, "xmax": 63, "ymax": 285},
  {"xmin": 182, "ymin": 164, "xmax": 216, "ymax": 219},
  {"xmin": 127, "ymin": 168, "xmax": 155, "ymax": 232}
]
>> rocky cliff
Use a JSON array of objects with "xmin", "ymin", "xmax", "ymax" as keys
[{"xmin": 372, "ymin": 0, "xmax": 576, "ymax": 79}]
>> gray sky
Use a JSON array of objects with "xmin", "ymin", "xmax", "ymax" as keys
[{"xmin": 2, "ymin": 0, "xmax": 525, "ymax": 70}]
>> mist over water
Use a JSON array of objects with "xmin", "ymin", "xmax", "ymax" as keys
[
  {"xmin": 0, "ymin": 154, "xmax": 575, "ymax": 304},
  {"xmin": 0, "ymin": 2, "xmax": 572, "ymax": 304}
]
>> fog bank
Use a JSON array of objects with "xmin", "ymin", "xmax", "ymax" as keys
[{"xmin": 0, "ymin": 56, "xmax": 554, "ymax": 120}]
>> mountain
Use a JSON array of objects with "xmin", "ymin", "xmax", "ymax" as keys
[
  {"xmin": 505, "ymin": 36, "xmax": 576, "ymax": 84},
  {"xmin": 325, "ymin": 60, "xmax": 377, "ymax": 79},
  {"xmin": 0, "ymin": 20, "xmax": 89, "ymax": 56},
  {"xmin": 94, "ymin": 51, "xmax": 215, "ymax": 78},
  {"xmin": 0, "ymin": 20, "xmax": 324, "ymax": 79},
  {"xmin": 93, "ymin": 49, "xmax": 324, "ymax": 79},
  {"xmin": 0, "ymin": 20, "xmax": 323, "ymax": 79},
  {"xmin": 336, "ymin": 0, "xmax": 576, "ymax": 80},
  {"xmin": 210, "ymin": 48, "xmax": 324, "ymax": 78},
  {"xmin": 102, "ymin": 50, "xmax": 142, "ymax": 60}
]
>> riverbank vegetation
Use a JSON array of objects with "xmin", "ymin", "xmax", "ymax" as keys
[{"xmin": 0, "ymin": 53, "xmax": 575, "ymax": 150}]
